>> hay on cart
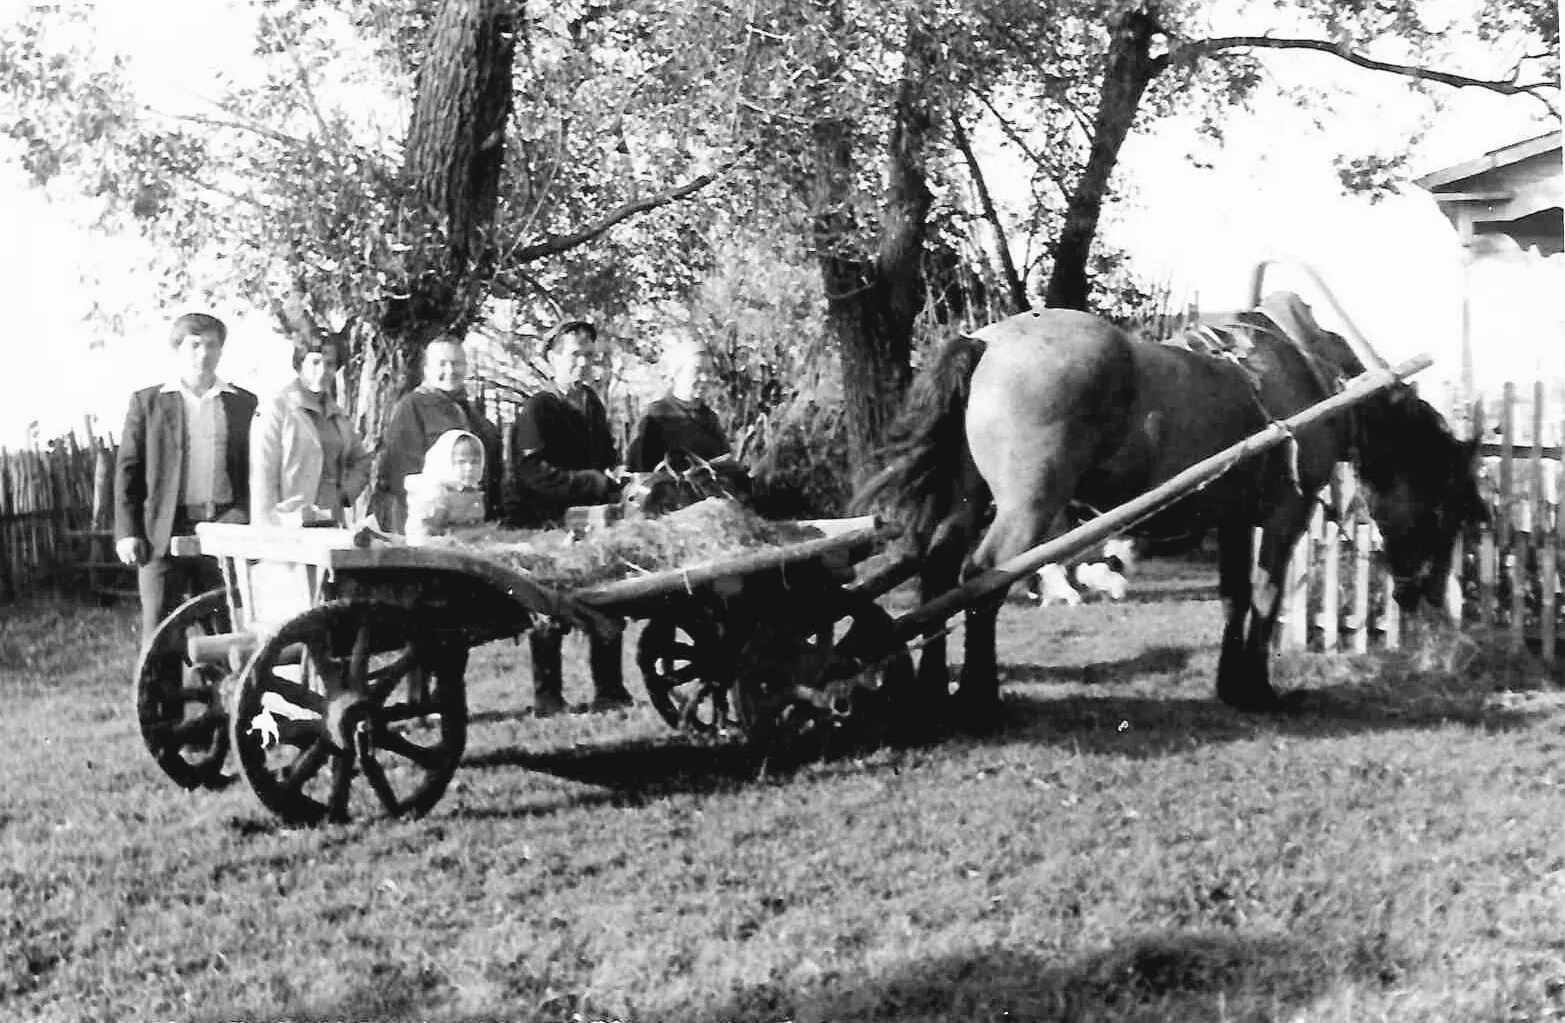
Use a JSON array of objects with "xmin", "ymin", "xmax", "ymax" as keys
[{"xmin": 427, "ymin": 498, "xmax": 826, "ymax": 590}]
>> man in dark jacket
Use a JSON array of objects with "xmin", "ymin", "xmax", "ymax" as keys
[
  {"xmin": 115, "ymin": 312, "xmax": 257, "ymax": 651},
  {"xmin": 508, "ymin": 320, "xmax": 632, "ymax": 716}
]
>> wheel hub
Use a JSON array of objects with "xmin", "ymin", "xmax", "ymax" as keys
[{"xmin": 325, "ymin": 691, "xmax": 372, "ymax": 750}]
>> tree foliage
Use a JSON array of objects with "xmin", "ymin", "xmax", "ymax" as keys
[{"xmin": 0, "ymin": 0, "xmax": 1556, "ymax": 505}]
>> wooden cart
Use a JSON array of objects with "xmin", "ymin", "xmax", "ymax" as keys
[
  {"xmin": 132, "ymin": 516, "xmax": 908, "ymax": 824},
  {"xmin": 132, "ymin": 351, "xmax": 1435, "ymax": 825}
]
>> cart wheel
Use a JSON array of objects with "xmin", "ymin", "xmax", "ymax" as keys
[
  {"xmin": 731, "ymin": 591, "xmax": 912, "ymax": 752},
  {"xmin": 230, "ymin": 600, "xmax": 467, "ymax": 825},
  {"xmin": 636, "ymin": 613, "xmax": 735, "ymax": 736},
  {"xmin": 133, "ymin": 587, "xmax": 237, "ymax": 790}
]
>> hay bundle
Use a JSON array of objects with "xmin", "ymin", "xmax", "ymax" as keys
[{"xmin": 431, "ymin": 498, "xmax": 824, "ymax": 589}]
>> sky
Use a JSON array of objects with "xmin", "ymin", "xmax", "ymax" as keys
[{"xmin": 0, "ymin": 1, "xmax": 1558, "ymax": 448}]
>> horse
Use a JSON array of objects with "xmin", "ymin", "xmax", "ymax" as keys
[{"xmin": 853, "ymin": 281, "xmax": 1485, "ymax": 719}]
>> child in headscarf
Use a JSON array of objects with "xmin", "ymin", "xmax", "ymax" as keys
[{"xmin": 404, "ymin": 429, "xmax": 486, "ymax": 544}]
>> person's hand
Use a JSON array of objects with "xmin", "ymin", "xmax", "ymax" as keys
[{"xmin": 115, "ymin": 537, "xmax": 150, "ymax": 566}]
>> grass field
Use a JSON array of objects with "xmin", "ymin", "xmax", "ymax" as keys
[{"xmin": 3, "ymin": 558, "xmax": 1565, "ymax": 1023}]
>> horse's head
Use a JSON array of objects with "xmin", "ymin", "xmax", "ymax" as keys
[{"xmin": 1357, "ymin": 388, "xmax": 1487, "ymax": 613}]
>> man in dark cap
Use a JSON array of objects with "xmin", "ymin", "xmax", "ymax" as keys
[{"xmin": 507, "ymin": 320, "xmax": 633, "ymax": 716}]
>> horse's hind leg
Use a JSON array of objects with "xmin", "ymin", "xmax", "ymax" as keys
[
  {"xmin": 955, "ymin": 496, "xmax": 1074, "ymax": 723},
  {"xmin": 913, "ymin": 541, "xmax": 964, "ymax": 706}
]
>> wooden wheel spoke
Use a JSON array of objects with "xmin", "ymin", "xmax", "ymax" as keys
[
  {"xmin": 375, "ymin": 727, "xmax": 445, "ymax": 769},
  {"xmin": 345, "ymin": 620, "xmax": 372, "ymax": 689},
  {"xmin": 277, "ymin": 718, "xmax": 324, "ymax": 748},
  {"xmin": 260, "ymin": 675, "xmax": 327, "ymax": 714},
  {"xmin": 303, "ymin": 635, "xmax": 339, "ymax": 692},
  {"xmin": 358, "ymin": 750, "xmax": 403, "ymax": 816},
  {"xmin": 379, "ymin": 701, "xmax": 444, "ymax": 723},
  {"xmin": 328, "ymin": 753, "xmax": 354, "ymax": 821},
  {"xmin": 278, "ymin": 737, "xmax": 332, "ymax": 794},
  {"xmin": 365, "ymin": 648, "xmax": 419, "ymax": 704},
  {"xmin": 165, "ymin": 712, "xmax": 222, "ymax": 746}
]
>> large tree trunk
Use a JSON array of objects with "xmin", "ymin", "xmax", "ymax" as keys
[
  {"xmin": 811, "ymin": 21, "xmax": 936, "ymax": 474},
  {"xmin": 355, "ymin": 0, "xmax": 517, "ymax": 449},
  {"xmin": 1043, "ymin": 7, "xmax": 1164, "ymax": 311}
]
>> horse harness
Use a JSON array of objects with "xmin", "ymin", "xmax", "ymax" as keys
[{"xmin": 1168, "ymin": 314, "xmax": 1352, "ymax": 497}]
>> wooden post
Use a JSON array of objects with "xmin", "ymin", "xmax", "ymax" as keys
[
  {"xmin": 0, "ymin": 452, "xmax": 13, "ymax": 603},
  {"xmin": 1544, "ymin": 411, "xmax": 1563, "ymax": 666},
  {"xmin": 1283, "ymin": 512, "xmax": 1312, "ymax": 650},
  {"xmin": 1351, "ymin": 522, "xmax": 1372, "ymax": 654},
  {"xmin": 1446, "ymin": 534, "xmax": 1466, "ymax": 625},
  {"xmin": 1320, "ymin": 501, "xmax": 1340, "ymax": 653},
  {"xmin": 1542, "ymin": 495, "xmax": 1558, "ymax": 665},
  {"xmin": 1501, "ymin": 383, "xmax": 1526, "ymax": 650}
]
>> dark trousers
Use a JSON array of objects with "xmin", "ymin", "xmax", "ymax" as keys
[
  {"xmin": 137, "ymin": 553, "xmax": 224, "ymax": 654},
  {"xmin": 528, "ymin": 629, "xmax": 625, "ymax": 700}
]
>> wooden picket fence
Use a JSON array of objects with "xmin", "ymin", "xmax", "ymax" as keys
[
  {"xmin": 0, "ymin": 426, "xmax": 128, "ymax": 604},
  {"xmin": 1277, "ymin": 381, "xmax": 1564, "ymax": 664}
]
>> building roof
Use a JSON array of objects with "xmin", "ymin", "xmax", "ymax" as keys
[
  {"xmin": 1414, "ymin": 130, "xmax": 1562, "ymax": 252},
  {"xmin": 1414, "ymin": 131, "xmax": 1561, "ymax": 191}
]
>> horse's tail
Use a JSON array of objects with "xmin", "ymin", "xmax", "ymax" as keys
[{"xmin": 851, "ymin": 333, "xmax": 989, "ymax": 551}]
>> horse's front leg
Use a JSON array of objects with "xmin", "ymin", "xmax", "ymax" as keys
[
  {"xmin": 1217, "ymin": 504, "xmax": 1310, "ymax": 711},
  {"xmin": 1217, "ymin": 515, "xmax": 1300, "ymax": 711}
]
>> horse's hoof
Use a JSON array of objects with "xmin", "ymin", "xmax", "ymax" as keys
[{"xmin": 1217, "ymin": 685, "xmax": 1282, "ymax": 714}]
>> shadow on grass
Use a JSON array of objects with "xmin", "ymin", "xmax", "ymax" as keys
[
  {"xmin": 461, "ymin": 733, "xmax": 765, "ymax": 801},
  {"xmin": 452, "ymin": 642, "xmax": 1550, "ymax": 800},
  {"xmin": 1001, "ymin": 644, "xmax": 1200, "ymax": 686},
  {"xmin": 209, "ymin": 926, "xmax": 1402, "ymax": 1023},
  {"xmin": 670, "ymin": 927, "xmax": 1401, "ymax": 1023},
  {"xmin": 979, "ymin": 673, "xmax": 1538, "ymax": 760}
]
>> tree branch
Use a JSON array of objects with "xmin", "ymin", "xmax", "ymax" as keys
[
  {"xmin": 969, "ymin": 87, "xmax": 1072, "ymax": 204},
  {"xmin": 953, "ymin": 115, "xmax": 1027, "ymax": 311},
  {"xmin": 508, "ymin": 148, "xmax": 753, "ymax": 263},
  {"xmin": 167, "ymin": 111, "xmax": 309, "ymax": 148},
  {"xmin": 1179, "ymin": 35, "xmax": 1559, "ymax": 103}
]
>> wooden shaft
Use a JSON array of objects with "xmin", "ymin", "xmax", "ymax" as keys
[{"xmin": 893, "ymin": 353, "xmax": 1434, "ymax": 642}]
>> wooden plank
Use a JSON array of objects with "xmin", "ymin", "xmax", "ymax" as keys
[
  {"xmin": 892, "ymin": 353, "xmax": 1434, "ymax": 643},
  {"xmin": 1351, "ymin": 523, "xmax": 1371, "ymax": 654},
  {"xmin": 1542, "ymin": 505, "xmax": 1558, "ymax": 665},
  {"xmin": 1479, "ymin": 442, "xmax": 1562, "ymax": 460},
  {"xmin": 1522, "ymin": 382, "xmax": 1546, "ymax": 651},
  {"xmin": 1500, "ymin": 382, "xmax": 1518, "ymax": 648},
  {"xmin": 1283, "ymin": 510, "xmax": 1312, "ymax": 650},
  {"xmin": 1445, "ymin": 534, "xmax": 1465, "ymax": 625},
  {"xmin": 1319, "ymin": 514, "xmax": 1340, "ymax": 652},
  {"xmin": 190, "ymin": 522, "xmax": 368, "ymax": 565}
]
